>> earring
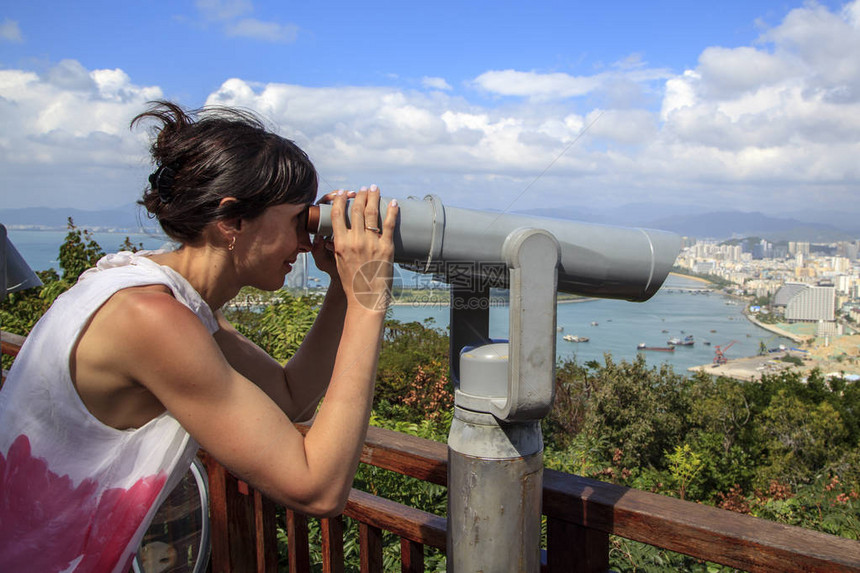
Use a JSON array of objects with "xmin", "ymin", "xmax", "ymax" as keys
[{"xmin": 228, "ymin": 236, "xmax": 236, "ymax": 251}]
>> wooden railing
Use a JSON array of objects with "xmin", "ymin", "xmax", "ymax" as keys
[
  {"xmin": 2, "ymin": 331, "xmax": 860, "ymax": 572},
  {"xmin": 199, "ymin": 424, "xmax": 860, "ymax": 573}
]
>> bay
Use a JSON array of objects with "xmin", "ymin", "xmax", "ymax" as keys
[
  {"xmin": 389, "ymin": 275, "xmax": 795, "ymax": 373},
  {"xmin": 7, "ymin": 230, "xmax": 790, "ymax": 372},
  {"xmin": 5, "ymin": 229, "xmax": 174, "ymax": 274}
]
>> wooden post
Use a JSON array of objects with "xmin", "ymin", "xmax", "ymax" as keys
[
  {"xmin": 359, "ymin": 523, "xmax": 383, "ymax": 572},
  {"xmin": 400, "ymin": 539, "xmax": 424, "ymax": 573},
  {"xmin": 202, "ymin": 454, "xmax": 231, "ymax": 573},
  {"xmin": 286, "ymin": 510, "xmax": 311, "ymax": 573},
  {"xmin": 253, "ymin": 490, "xmax": 277, "ymax": 572},
  {"xmin": 547, "ymin": 517, "xmax": 609, "ymax": 573},
  {"xmin": 320, "ymin": 516, "xmax": 345, "ymax": 573}
]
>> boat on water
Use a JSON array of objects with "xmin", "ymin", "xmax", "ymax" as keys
[
  {"xmin": 637, "ymin": 343, "xmax": 675, "ymax": 352},
  {"xmin": 564, "ymin": 335, "xmax": 589, "ymax": 343},
  {"xmin": 668, "ymin": 335, "xmax": 695, "ymax": 346},
  {"xmin": 590, "ymin": 321, "xmax": 599, "ymax": 326}
]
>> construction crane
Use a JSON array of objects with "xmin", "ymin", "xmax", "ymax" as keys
[{"xmin": 713, "ymin": 340, "xmax": 737, "ymax": 365}]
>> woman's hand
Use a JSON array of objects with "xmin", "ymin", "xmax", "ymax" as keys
[{"xmin": 329, "ymin": 185, "xmax": 398, "ymax": 312}]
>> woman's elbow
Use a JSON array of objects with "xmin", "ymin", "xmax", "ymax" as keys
[
  {"xmin": 276, "ymin": 483, "xmax": 350, "ymax": 518},
  {"xmin": 312, "ymin": 497, "xmax": 348, "ymax": 519}
]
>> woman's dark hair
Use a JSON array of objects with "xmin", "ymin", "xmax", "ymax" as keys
[{"xmin": 132, "ymin": 100, "xmax": 318, "ymax": 243}]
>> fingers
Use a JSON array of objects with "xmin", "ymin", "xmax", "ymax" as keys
[
  {"xmin": 363, "ymin": 185, "xmax": 381, "ymax": 233},
  {"xmin": 329, "ymin": 190, "xmax": 349, "ymax": 237},
  {"xmin": 350, "ymin": 187, "xmax": 368, "ymax": 232},
  {"xmin": 317, "ymin": 189, "xmax": 355, "ymax": 205},
  {"xmin": 329, "ymin": 185, "xmax": 394, "ymax": 242},
  {"xmin": 382, "ymin": 196, "xmax": 399, "ymax": 236}
]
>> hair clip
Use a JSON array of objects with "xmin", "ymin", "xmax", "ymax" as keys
[{"xmin": 149, "ymin": 165, "xmax": 177, "ymax": 203}]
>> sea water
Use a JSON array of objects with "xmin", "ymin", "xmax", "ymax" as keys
[
  {"xmin": 388, "ymin": 274, "xmax": 794, "ymax": 373},
  {"xmin": 6, "ymin": 229, "xmax": 174, "ymax": 274},
  {"xmin": 8, "ymin": 230, "xmax": 790, "ymax": 372}
]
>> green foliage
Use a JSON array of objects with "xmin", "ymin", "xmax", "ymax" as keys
[
  {"xmin": 375, "ymin": 319, "xmax": 452, "ymax": 422},
  {"xmin": 757, "ymin": 390, "xmax": 848, "ymax": 486},
  {"xmin": 666, "ymin": 444, "xmax": 704, "ymax": 500},
  {"xmin": 780, "ymin": 354, "xmax": 803, "ymax": 366},
  {"xmin": 1, "ymin": 219, "xmax": 104, "ymax": 339},
  {"xmin": 550, "ymin": 354, "xmax": 691, "ymax": 471},
  {"xmin": 223, "ymin": 288, "xmax": 323, "ymax": 363},
  {"xmin": 58, "ymin": 217, "xmax": 104, "ymax": 283},
  {"xmin": 542, "ymin": 352, "xmax": 860, "ymax": 550},
  {"xmin": 119, "ymin": 236, "xmax": 144, "ymax": 252},
  {"xmin": 0, "ymin": 269, "xmax": 55, "ymax": 338}
]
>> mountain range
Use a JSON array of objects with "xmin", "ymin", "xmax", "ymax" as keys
[
  {"xmin": 517, "ymin": 203, "xmax": 860, "ymax": 242},
  {"xmin": 2, "ymin": 203, "xmax": 858, "ymax": 243},
  {"xmin": 0, "ymin": 205, "xmax": 159, "ymax": 233}
]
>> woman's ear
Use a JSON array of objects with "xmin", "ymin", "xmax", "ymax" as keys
[{"xmin": 215, "ymin": 197, "xmax": 243, "ymax": 239}]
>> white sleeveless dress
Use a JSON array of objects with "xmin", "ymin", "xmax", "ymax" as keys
[{"xmin": 0, "ymin": 252, "xmax": 216, "ymax": 573}]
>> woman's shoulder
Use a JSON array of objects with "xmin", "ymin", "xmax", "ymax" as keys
[
  {"xmin": 97, "ymin": 285, "xmax": 205, "ymax": 338},
  {"xmin": 76, "ymin": 284, "xmax": 218, "ymax": 380}
]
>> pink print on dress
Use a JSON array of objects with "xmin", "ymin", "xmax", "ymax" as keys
[{"xmin": 0, "ymin": 434, "xmax": 167, "ymax": 573}]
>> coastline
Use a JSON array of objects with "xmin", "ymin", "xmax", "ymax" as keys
[
  {"xmin": 742, "ymin": 308, "xmax": 811, "ymax": 344},
  {"xmin": 669, "ymin": 271, "xmax": 713, "ymax": 285},
  {"xmin": 388, "ymin": 294, "xmax": 598, "ymax": 307}
]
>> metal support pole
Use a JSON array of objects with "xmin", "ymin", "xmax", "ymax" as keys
[
  {"xmin": 446, "ymin": 229, "xmax": 560, "ymax": 573},
  {"xmin": 448, "ymin": 404, "xmax": 543, "ymax": 572}
]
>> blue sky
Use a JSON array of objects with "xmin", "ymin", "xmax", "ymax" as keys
[{"xmin": 1, "ymin": 0, "xmax": 859, "ymax": 225}]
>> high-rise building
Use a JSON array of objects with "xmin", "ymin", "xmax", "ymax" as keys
[{"xmin": 776, "ymin": 283, "xmax": 836, "ymax": 322}]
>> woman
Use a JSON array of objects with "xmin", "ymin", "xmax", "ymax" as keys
[{"xmin": 0, "ymin": 101, "xmax": 398, "ymax": 572}]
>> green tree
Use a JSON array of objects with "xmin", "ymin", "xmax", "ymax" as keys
[
  {"xmin": 223, "ymin": 288, "xmax": 323, "ymax": 363},
  {"xmin": 119, "ymin": 236, "xmax": 144, "ymax": 252},
  {"xmin": 667, "ymin": 444, "xmax": 704, "ymax": 500},
  {"xmin": 1, "ymin": 219, "xmax": 107, "ymax": 338},
  {"xmin": 58, "ymin": 217, "xmax": 104, "ymax": 283},
  {"xmin": 374, "ymin": 319, "xmax": 451, "ymax": 423},
  {"xmin": 757, "ymin": 389, "xmax": 848, "ymax": 486},
  {"xmin": 578, "ymin": 354, "xmax": 690, "ymax": 471}
]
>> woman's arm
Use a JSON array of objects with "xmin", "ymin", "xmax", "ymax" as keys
[
  {"xmin": 212, "ymin": 278, "xmax": 347, "ymax": 422},
  {"xmin": 214, "ymin": 189, "xmax": 385, "ymax": 422},
  {"xmin": 92, "ymin": 188, "xmax": 397, "ymax": 517}
]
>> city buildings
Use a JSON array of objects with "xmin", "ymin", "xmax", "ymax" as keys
[{"xmin": 676, "ymin": 238, "xmax": 860, "ymax": 336}]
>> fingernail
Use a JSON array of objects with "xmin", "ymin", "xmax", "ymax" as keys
[
  {"xmin": 370, "ymin": 184, "xmax": 378, "ymax": 192},
  {"xmin": 360, "ymin": 186, "xmax": 368, "ymax": 192},
  {"xmin": 390, "ymin": 199, "xmax": 398, "ymax": 207},
  {"xmin": 337, "ymin": 190, "xmax": 345, "ymax": 196}
]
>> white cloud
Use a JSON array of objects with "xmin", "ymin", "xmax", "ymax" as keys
[
  {"xmin": 226, "ymin": 18, "xmax": 297, "ymax": 43},
  {"xmin": 195, "ymin": 0, "xmax": 297, "ymax": 43},
  {"xmin": 196, "ymin": 0, "xmax": 253, "ymax": 22},
  {"xmin": 422, "ymin": 77, "xmax": 452, "ymax": 91},
  {"xmin": 0, "ymin": 62, "xmax": 161, "ymax": 208},
  {"xmin": 473, "ymin": 65, "xmax": 672, "ymax": 105},
  {"xmin": 655, "ymin": 0, "xmax": 860, "ymax": 199},
  {"xmin": 697, "ymin": 47, "xmax": 796, "ymax": 98},
  {"xmin": 474, "ymin": 69, "xmax": 601, "ymax": 100},
  {"xmin": 0, "ymin": 18, "xmax": 23, "ymax": 43},
  {"xmin": 3, "ymin": 1, "xmax": 860, "ymax": 217}
]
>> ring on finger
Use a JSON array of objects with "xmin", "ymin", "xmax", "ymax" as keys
[{"xmin": 365, "ymin": 225, "xmax": 381, "ymax": 233}]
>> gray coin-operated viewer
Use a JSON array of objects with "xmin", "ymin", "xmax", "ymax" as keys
[
  {"xmin": 308, "ymin": 196, "xmax": 681, "ymax": 572},
  {"xmin": 0, "ymin": 224, "xmax": 42, "ymax": 303}
]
